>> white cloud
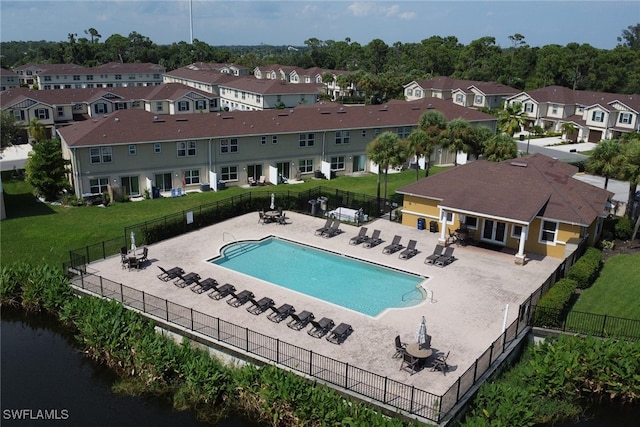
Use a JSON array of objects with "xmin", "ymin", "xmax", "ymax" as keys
[
  {"xmin": 398, "ymin": 11, "xmax": 416, "ymax": 20},
  {"xmin": 347, "ymin": 2, "xmax": 377, "ymax": 17}
]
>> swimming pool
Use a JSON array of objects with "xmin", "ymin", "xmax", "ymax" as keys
[{"xmin": 210, "ymin": 237, "xmax": 425, "ymax": 316}]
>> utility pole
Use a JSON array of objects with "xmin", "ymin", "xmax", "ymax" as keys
[{"xmin": 189, "ymin": 0, "xmax": 194, "ymax": 44}]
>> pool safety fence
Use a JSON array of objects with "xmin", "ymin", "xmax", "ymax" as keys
[
  {"xmin": 65, "ymin": 187, "xmax": 390, "ymax": 270},
  {"xmin": 69, "ymin": 270, "xmax": 529, "ymax": 424}
]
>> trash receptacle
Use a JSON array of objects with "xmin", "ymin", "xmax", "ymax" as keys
[
  {"xmin": 318, "ymin": 196, "xmax": 328, "ymax": 211},
  {"xmin": 200, "ymin": 183, "xmax": 210, "ymax": 192},
  {"xmin": 309, "ymin": 199, "xmax": 319, "ymax": 216},
  {"xmin": 217, "ymin": 180, "xmax": 226, "ymax": 190},
  {"xmin": 152, "ymin": 187, "xmax": 160, "ymax": 199},
  {"xmin": 429, "ymin": 221, "xmax": 438, "ymax": 233},
  {"xmin": 417, "ymin": 218, "xmax": 425, "ymax": 230}
]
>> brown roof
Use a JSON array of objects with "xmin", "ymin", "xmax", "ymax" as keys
[
  {"xmin": 164, "ymin": 67, "xmax": 242, "ymax": 85},
  {"xmin": 397, "ymin": 153, "xmax": 612, "ymax": 226},
  {"xmin": 57, "ymin": 97, "xmax": 496, "ymax": 148},
  {"xmin": 0, "ymin": 83, "xmax": 214, "ymax": 108},
  {"xmin": 515, "ymin": 85, "xmax": 640, "ymax": 112},
  {"xmin": 412, "ymin": 77, "xmax": 518, "ymax": 95}
]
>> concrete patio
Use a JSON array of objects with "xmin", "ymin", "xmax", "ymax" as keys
[{"xmin": 86, "ymin": 211, "xmax": 561, "ymax": 397}]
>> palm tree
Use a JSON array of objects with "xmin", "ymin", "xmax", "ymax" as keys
[
  {"xmin": 498, "ymin": 102, "xmax": 526, "ymax": 137},
  {"xmin": 28, "ymin": 118, "xmax": 47, "ymax": 142},
  {"xmin": 405, "ymin": 129, "xmax": 430, "ymax": 181},
  {"xmin": 467, "ymin": 125, "xmax": 494, "ymax": 160},
  {"xmin": 586, "ymin": 139, "xmax": 623, "ymax": 190},
  {"xmin": 483, "ymin": 134, "xmax": 518, "ymax": 161},
  {"xmin": 444, "ymin": 118, "xmax": 474, "ymax": 166},
  {"xmin": 417, "ymin": 110, "xmax": 447, "ymax": 176},
  {"xmin": 618, "ymin": 138, "xmax": 640, "ymax": 219},
  {"xmin": 366, "ymin": 132, "xmax": 404, "ymax": 208},
  {"xmin": 560, "ymin": 122, "xmax": 578, "ymax": 142}
]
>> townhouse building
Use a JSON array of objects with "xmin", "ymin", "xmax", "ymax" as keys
[
  {"xmin": 218, "ymin": 78, "xmax": 324, "ymax": 111},
  {"xmin": 1, "ymin": 68, "xmax": 20, "ymax": 91},
  {"xmin": 505, "ymin": 85, "xmax": 640, "ymax": 142},
  {"xmin": 13, "ymin": 62, "xmax": 165, "ymax": 90},
  {"xmin": 56, "ymin": 98, "xmax": 497, "ymax": 199},
  {"xmin": 1, "ymin": 83, "xmax": 217, "ymax": 142},
  {"xmin": 403, "ymin": 77, "xmax": 518, "ymax": 109}
]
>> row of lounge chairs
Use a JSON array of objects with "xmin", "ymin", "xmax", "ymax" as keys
[
  {"xmin": 348, "ymin": 228, "xmax": 419, "ymax": 260},
  {"xmin": 156, "ymin": 265, "xmax": 354, "ymax": 344},
  {"xmin": 314, "ymin": 219, "xmax": 343, "ymax": 238},
  {"xmin": 424, "ymin": 244, "xmax": 456, "ymax": 267}
]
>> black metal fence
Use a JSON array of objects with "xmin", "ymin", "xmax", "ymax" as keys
[
  {"xmin": 69, "ymin": 271, "xmax": 443, "ymax": 422},
  {"xmin": 66, "ymin": 187, "xmax": 390, "ymax": 269},
  {"xmin": 530, "ymin": 306, "xmax": 640, "ymax": 340}
]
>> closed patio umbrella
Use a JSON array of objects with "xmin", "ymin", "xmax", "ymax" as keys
[
  {"xmin": 417, "ymin": 316, "xmax": 428, "ymax": 349},
  {"xmin": 270, "ymin": 193, "xmax": 275, "ymax": 210},
  {"xmin": 130, "ymin": 231, "xmax": 136, "ymax": 252}
]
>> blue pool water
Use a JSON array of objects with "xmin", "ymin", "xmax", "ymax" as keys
[{"xmin": 210, "ymin": 237, "xmax": 425, "ymax": 316}]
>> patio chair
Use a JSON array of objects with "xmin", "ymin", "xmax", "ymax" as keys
[
  {"xmin": 139, "ymin": 246, "xmax": 148, "ymax": 264},
  {"xmin": 248, "ymin": 176, "xmax": 257, "ymax": 186},
  {"xmin": 362, "ymin": 229, "xmax": 382, "ymax": 248},
  {"xmin": 226, "ymin": 289, "xmax": 254, "ymax": 307},
  {"xmin": 207, "ymin": 283, "xmax": 235, "ymax": 300},
  {"xmin": 393, "ymin": 335, "xmax": 407, "ymax": 358},
  {"xmin": 127, "ymin": 255, "xmax": 140, "ymax": 271},
  {"xmin": 322, "ymin": 221, "xmax": 342, "ymax": 238},
  {"xmin": 157, "ymin": 266, "xmax": 184, "ymax": 281},
  {"xmin": 399, "ymin": 240, "xmax": 418, "ymax": 259},
  {"xmin": 431, "ymin": 351, "xmax": 450, "ymax": 375},
  {"xmin": 173, "ymin": 272, "xmax": 201, "ymax": 288},
  {"xmin": 246, "ymin": 297, "xmax": 275, "ymax": 315},
  {"xmin": 424, "ymin": 244, "xmax": 445, "ymax": 265},
  {"xmin": 258, "ymin": 210, "xmax": 266, "ymax": 224},
  {"xmin": 349, "ymin": 227, "xmax": 369, "ymax": 245},
  {"xmin": 315, "ymin": 219, "xmax": 332, "ymax": 236},
  {"xmin": 400, "ymin": 351, "xmax": 420, "ymax": 375},
  {"xmin": 435, "ymin": 247, "xmax": 456, "ymax": 267},
  {"xmin": 267, "ymin": 303, "xmax": 296, "ymax": 323},
  {"xmin": 190, "ymin": 277, "xmax": 218, "ymax": 294},
  {"xmin": 277, "ymin": 212, "xmax": 287, "ymax": 225},
  {"xmin": 257, "ymin": 175, "xmax": 266, "ymax": 186},
  {"xmin": 382, "ymin": 235, "xmax": 403, "ymax": 254},
  {"xmin": 286, "ymin": 310, "xmax": 314, "ymax": 330},
  {"xmin": 120, "ymin": 247, "xmax": 128, "ymax": 269},
  {"xmin": 326, "ymin": 323, "xmax": 354, "ymax": 344},
  {"xmin": 307, "ymin": 317, "xmax": 335, "ymax": 338}
]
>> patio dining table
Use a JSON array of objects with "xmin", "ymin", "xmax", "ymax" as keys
[{"xmin": 406, "ymin": 342, "xmax": 433, "ymax": 369}]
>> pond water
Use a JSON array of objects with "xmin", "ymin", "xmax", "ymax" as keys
[{"xmin": 0, "ymin": 309, "xmax": 262, "ymax": 427}]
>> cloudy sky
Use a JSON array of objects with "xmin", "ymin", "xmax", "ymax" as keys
[{"xmin": 1, "ymin": 1, "xmax": 637, "ymax": 49}]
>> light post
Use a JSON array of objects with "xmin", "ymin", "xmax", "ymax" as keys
[{"xmin": 525, "ymin": 123, "xmax": 532, "ymax": 154}]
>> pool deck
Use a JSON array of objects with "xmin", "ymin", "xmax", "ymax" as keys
[{"xmin": 86, "ymin": 212, "xmax": 561, "ymax": 397}]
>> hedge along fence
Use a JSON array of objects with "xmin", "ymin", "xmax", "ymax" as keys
[
  {"xmin": 67, "ymin": 186, "xmax": 390, "ymax": 269},
  {"xmin": 566, "ymin": 247, "xmax": 602, "ymax": 290}
]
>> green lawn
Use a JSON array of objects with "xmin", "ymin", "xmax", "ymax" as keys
[
  {"xmin": 571, "ymin": 253, "xmax": 640, "ymax": 319},
  {"xmin": 1, "ymin": 169, "xmax": 440, "ymax": 267}
]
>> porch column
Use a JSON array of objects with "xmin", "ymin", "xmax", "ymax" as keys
[
  {"xmin": 438, "ymin": 212, "xmax": 448, "ymax": 244},
  {"xmin": 515, "ymin": 225, "xmax": 528, "ymax": 265}
]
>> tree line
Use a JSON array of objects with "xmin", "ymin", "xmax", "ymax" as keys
[{"xmin": 2, "ymin": 23, "xmax": 639, "ymax": 97}]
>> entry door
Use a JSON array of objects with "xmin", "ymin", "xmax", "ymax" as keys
[
  {"xmin": 154, "ymin": 173, "xmax": 172, "ymax": 191},
  {"xmin": 482, "ymin": 219, "xmax": 507, "ymax": 244},
  {"xmin": 247, "ymin": 164, "xmax": 263, "ymax": 180},
  {"xmin": 352, "ymin": 155, "xmax": 366, "ymax": 172},
  {"xmin": 276, "ymin": 162, "xmax": 291, "ymax": 179}
]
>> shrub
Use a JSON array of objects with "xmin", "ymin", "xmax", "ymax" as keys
[
  {"xmin": 567, "ymin": 247, "xmax": 602, "ymax": 289},
  {"xmin": 615, "ymin": 217, "xmax": 633, "ymax": 240},
  {"xmin": 535, "ymin": 278, "xmax": 578, "ymax": 327}
]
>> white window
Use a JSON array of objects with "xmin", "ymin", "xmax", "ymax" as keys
[
  {"xmin": 474, "ymin": 95, "xmax": 483, "ymax": 104},
  {"xmin": 195, "ymin": 100, "xmax": 206, "ymax": 110},
  {"xmin": 272, "ymin": 135, "xmax": 278, "ymax": 144},
  {"xmin": 177, "ymin": 141, "xmax": 196, "ymax": 157},
  {"xmin": 89, "ymin": 178, "xmax": 109, "ymax": 194},
  {"xmin": 407, "ymin": 88, "xmax": 413, "ymax": 96},
  {"xmin": 120, "ymin": 176, "xmax": 139, "ymax": 196},
  {"xmin": 220, "ymin": 138, "xmax": 238, "ymax": 153},
  {"xmin": 361, "ymin": 129, "xmax": 367, "ymax": 138},
  {"xmin": 183, "ymin": 169, "xmax": 200, "ymax": 185},
  {"xmin": 156, "ymin": 101, "xmax": 163, "ymax": 112},
  {"xmin": 299, "ymin": 159, "xmax": 313, "ymax": 173},
  {"xmin": 440, "ymin": 211, "xmax": 453, "ymax": 224},
  {"xmin": 335, "ymin": 130, "xmax": 350, "ymax": 144},
  {"xmin": 256, "ymin": 95, "xmax": 261, "ymax": 103},
  {"xmin": 330, "ymin": 156, "xmax": 345, "ymax": 170},
  {"xmin": 115, "ymin": 102, "xmax": 127, "ymax": 110},
  {"xmin": 178, "ymin": 101, "xmax": 189, "ymax": 112},
  {"xmin": 455, "ymin": 94, "xmax": 464, "ymax": 103},
  {"xmin": 511, "ymin": 224, "xmax": 523, "ymax": 238},
  {"xmin": 115, "ymin": 74, "xmax": 122, "ymax": 80},
  {"xmin": 618, "ymin": 112, "xmax": 632, "ymax": 124},
  {"xmin": 90, "ymin": 147, "xmax": 112, "ymax": 164},
  {"xmin": 592, "ymin": 111, "xmax": 605, "ymax": 122},
  {"xmin": 260, "ymin": 136, "xmax": 267, "ymax": 145},
  {"xmin": 221, "ymin": 166, "xmax": 238, "ymax": 181},
  {"xmin": 56, "ymin": 106, "xmax": 64, "ymax": 117},
  {"xmin": 73, "ymin": 75, "xmax": 80, "ymax": 81},
  {"xmin": 397, "ymin": 127, "xmax": 411, "ymax": 138},
  {"xmin": 299, "ymin": 133, "xmax": 315, "ymax": 147},
  {"xmin": 552, "ymin": 104, "xmax": 559, "ymax": 114},
  {"xmin": 462, "ymin": 215, "xmax": 478, "ymax": 229},
  {"xmin": 539, "ymin": 220, "xmax": 558, "ymax": 244},
  {"xmin": 154, "ymin": 143, "xmax": 161, "ymax": 153},
  {"xmin": 36, "ymin": 109, "xmax": 50, "ymax": 119},
  {"xmin": 524, "ymin": 102, "xmax": 534, "ymax": 113},
  {"xmin": 12, "ymin": 110, "xmax": 25, "ymax": 121},
  {"xmin": 128, "ymin": 145, "xmax": 137, "ymax": 155},
  {"xmin": 94, "ymin": 103, "xmax": 107, "ymax": 114},
  {"xmin": 86, "ymin": 75, "xmax": 93, "ymax": 81}
]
